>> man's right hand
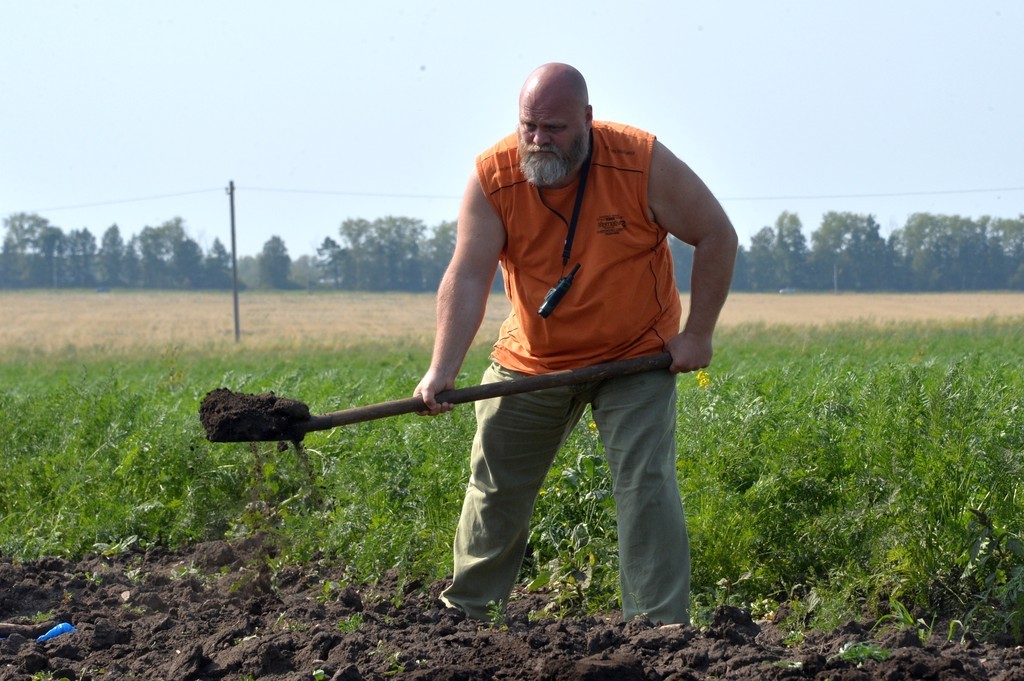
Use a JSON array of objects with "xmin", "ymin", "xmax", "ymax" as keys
[{"xmin": 413, "ymin": 370, "xmax": 456, "ymax": 416}]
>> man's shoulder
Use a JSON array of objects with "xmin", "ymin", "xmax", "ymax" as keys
[
  {"xmin": 594, "ymin": 120, "xmax": 654, "ymax": 139},
  {"xmin": 476, "ymin": 132, "xmax": 523, "ymax": 192},
  {"xmin": 593, "ymin": 121, "xmax": 656, "ymax": 168},
  {"xmin": 478, "ymin": 131, "xmax": 519, "ymax": 161}
]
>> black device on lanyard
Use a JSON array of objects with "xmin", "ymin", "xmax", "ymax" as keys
[{"xmin": 537, "ymin": 130, "xmax": 593, "ymax": 318}]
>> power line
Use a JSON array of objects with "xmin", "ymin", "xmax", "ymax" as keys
[
  {"xmin": 244, "ymin": 184, "xmax": 1024, "ymax": 203},
  {"xmin": 28, "ymin": 188, "xmax": 224, "ymax": 212},
  {"xmin": 240, "ymin": 186, "xmax": 461, "ymax": 200},
  {"xmin": 721, "ymin": 186, "xmax": 1024, "ymax": 202}
]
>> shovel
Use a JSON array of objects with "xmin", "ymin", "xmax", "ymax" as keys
[{"xmin": 200, "ymin": 352, "xmax": 672, "ymax": 443}]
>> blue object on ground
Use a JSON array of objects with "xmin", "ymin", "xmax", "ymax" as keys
[{"xmin": 36, "ymin": 622, "xmax": 76, "ymax": 643}]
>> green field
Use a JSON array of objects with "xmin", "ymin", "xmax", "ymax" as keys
[{"xmin": 2, "ymin": 316, "xmax": 1023, "ymax": 640}]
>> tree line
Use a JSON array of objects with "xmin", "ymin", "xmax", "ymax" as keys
[
  {"xmin": 732, "ymin": 211, "xmax": 1024, "ymax": 292},
  {"xmin": 0, "ymin": 213, "xmax": 456, "ymax": 292},
  {"xmin": 0, "ymin": 214, "xmax": 235, "ymax": 290},
  {"xmin": 2, "ymin": 210, "xmax": 1022, "ymax": 292}
]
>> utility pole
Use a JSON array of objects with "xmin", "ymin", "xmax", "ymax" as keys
[{"xmin": 228, "ymin": 181, "xmax": 240, "ymax": 342}]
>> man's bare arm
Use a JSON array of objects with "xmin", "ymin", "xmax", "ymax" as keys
[
  {"xmin": 647, "ymin": 140, "xmax": 738, "ymax": 373},
  {"xmin": 414, "ymin": 172, "xmax": 506, "ymax": 412}
]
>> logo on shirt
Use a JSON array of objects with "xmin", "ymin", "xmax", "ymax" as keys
[{"xmin": 596, "ymin": 215, "xmax": 627, "ymax": 235}]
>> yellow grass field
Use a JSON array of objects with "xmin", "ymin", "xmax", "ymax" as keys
[{"xmin": 2, "ymin": 290, "xmax": 1023, "ymax": 356}]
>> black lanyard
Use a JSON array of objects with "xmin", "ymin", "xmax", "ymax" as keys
[{"xmin": 539, "ymin": 129, "xmax": 594, "ymax": 268}]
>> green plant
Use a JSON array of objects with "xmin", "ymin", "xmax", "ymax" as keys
[
  {"xmin": 93, "ymin": 534, "xmax": 138, "ymax": 556},
  {"xmin": 958, "ymin": 508, "xmax": 1024, "ymax": 640},
  {"xmin": 172, "ymin": 564, "xmax": 202, "ymax": 581},
  {"xmin": 275, "ymin": 613, "xmax": 309, "ymax": 632},
  {"xmin": 781, "ymin": 630, "xmax": 804, "ymax": 647},
  {"xmin": 316, "ymin": 579, "xmax": 341, "ymax": 603},
  {"xmin": 829, "ymin": 641, "xmax": 890, "ymax": 665},
  {"xmin": 336, "ymin": 613, "xmax": 364, "ymax": 632},
  {"xmin": 370, "ymin": 641, "xmax": 405, "ymax": 676},
  {"xmin": 873, "ymin": 598, "xmax": 934, "ymax": 643},
  {"xmin": 527, "ymin": 427, "xmax": 620, "ymax": 616},
  {"xmin": 749, "ymin": 596, "xmax": 779, "ymax": 621},
  {"xmin": 486, "ymin": 600, "xmax": 508, "ymax": 629}
]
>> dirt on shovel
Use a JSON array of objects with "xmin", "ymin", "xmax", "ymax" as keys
[{"xmin": 199, "ymin": 388, "xmax": 312, "ymax": 443}]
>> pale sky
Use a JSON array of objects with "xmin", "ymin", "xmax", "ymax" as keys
[{"xmin": 3, "ymin": 1, "xmax": 1021, "ymax": 258}]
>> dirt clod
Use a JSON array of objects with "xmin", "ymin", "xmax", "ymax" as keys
[{"xmin": 199, "ymin": 388, "xmax": 312, "ymax": 443}]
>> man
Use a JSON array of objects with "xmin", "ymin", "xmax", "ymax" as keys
[{"xmin": 414, "ymin": 63, "xmax": 737, "ymax": 625}]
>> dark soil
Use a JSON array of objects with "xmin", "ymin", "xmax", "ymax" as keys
[
  {"xmin": 200, "ymin": 389, "xmax": 312, "ymax": 443},
  {"xmin": 2, "ymin": 538, "xmax": 1023, "ymax": 680}
]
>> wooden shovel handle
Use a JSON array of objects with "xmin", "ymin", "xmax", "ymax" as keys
[{"xmin": 301, "ymin": 352, "xmax": 672, "ymax": 435}]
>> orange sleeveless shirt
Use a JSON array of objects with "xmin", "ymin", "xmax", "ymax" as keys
[{"xmin": 477, "ymin": 121, "xmax": 682, "ymax": 374}]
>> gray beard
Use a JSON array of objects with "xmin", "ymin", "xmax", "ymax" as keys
[{"xmin": 519, "ymin": 130, "xmax": 589, "ymax": 187}]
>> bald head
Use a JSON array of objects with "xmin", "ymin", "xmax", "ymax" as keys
[{"xmin": 519, "ymin": 63, "xmax": 590, "ymax": 112}]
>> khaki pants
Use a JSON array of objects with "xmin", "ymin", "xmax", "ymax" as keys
[{"xmin": 440, "ymin": 362, "xmax": 690, "ymax": 624}]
